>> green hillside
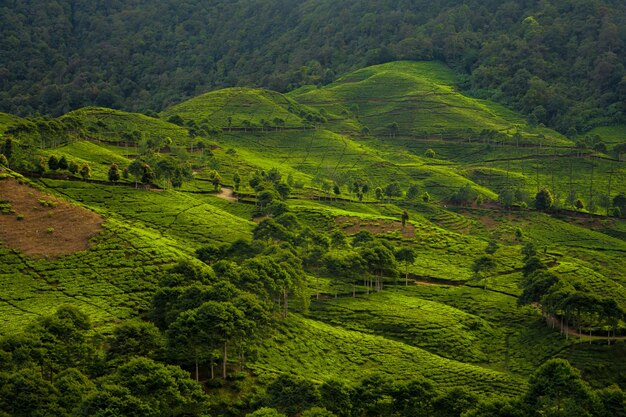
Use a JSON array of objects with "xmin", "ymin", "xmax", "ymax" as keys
[
  {"xmin": 64, "ymin": 107, "xmax": 190, "ymax": 145},
  {"xmin": 291, "ymin": 61, "xmax": 569, "ymax": 145},
  {"xmin": 1, "ymin": 61, "xmax": 626, "ymax": 416},
  {"xmin": 161, "ymin": 88, "xmax": 320, "ymax": 129}
]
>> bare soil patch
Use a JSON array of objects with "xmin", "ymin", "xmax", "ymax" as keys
[
  {"xmin": 216, "ymin": 187, "xmax": 238, "ymax": 203},
  {"xmin": 336, "ymin": 216, "xmax": 415, "ymax": 238},
  {"xmin": 0, "ymin": 178, "xmax": 104, "ymax": 258}
]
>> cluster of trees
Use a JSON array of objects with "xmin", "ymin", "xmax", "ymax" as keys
[
  {"xmin": 319, "ymin": 230, "xmax": 404, "ymax": 295},
  {"xmin": 247, "ymin": 168, "xmax": 293, "ymax": 215},
  {"xmin": 2, "ymin": 303, "xmax": 626, "ymax": 417},
  {"xmin": 248, "ymin": 362, "xmax": 626, "ymax": 417},
  {"xmin": 450, "ymin": 184, "xmax": 482, "ymax": 206},
  {"xmin": 517, "ymin": 243, "xmax": 625, "ymax": 340},
  {"xmin": 150, "ymin": 261, "xmax": 273, "ymax": 382},
  {"xmin": 4, "ymin": 116, "xmax": 84, "ymax": 148},
  {"xmin": 318, "ymin": 177, "xmax": 429, "ymax": 204},
  {"xmin": 0, "ymin": 306, "xmax": 207, "ymax": 416},
  {"xmin": 3, "ymin": 1, "xmax": 626, "ymax": 132},
  {"xmin": 45, "ymin": 155, "xmax": 91, "ymax": 180},
  {"xmin": 196, "ymin": 220, "xmax": 311, "ymax": 316}
]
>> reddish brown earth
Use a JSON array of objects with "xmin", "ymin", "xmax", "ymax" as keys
[{"xmin": 0, "ymin": 178, "xmax": 103, "ymax": 258}]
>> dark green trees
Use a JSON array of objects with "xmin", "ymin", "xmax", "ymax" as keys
[
  {"xmin": 108, "ymin": 163, "xmax": 121, "ymax": 182},
  {"xmin": 535, "ymin": 188, "xmax": 554, "ymax": 211},
  {"xmin": 395, "ymin": 247, "xmax": 416, "ymax": 286}
]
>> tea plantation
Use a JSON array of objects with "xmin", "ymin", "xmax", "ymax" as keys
[{"xmin": 0, "ymin": 61, "xmax": 625, "ymax": 416}]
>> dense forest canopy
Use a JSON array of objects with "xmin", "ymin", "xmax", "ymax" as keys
[{"xmin": 1, "ymin": 0, "xmax": 626, "ymax": 132}]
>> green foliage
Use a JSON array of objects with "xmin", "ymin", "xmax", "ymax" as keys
[
  {"xmin": 264, "ymin": 374, "xmax": 320, "ymax": 416},
  {"xmin": 108, "ymin": 163, "xmax": 121, "ymax": 183},
  {"xmin": 79, "ymin": 163, "xmax": 91, "ymax": 180},
  {"xmin": 451, "ymin": 184, "xmax": 478, "ymax": 206},
  {"xmin": 534, "ymin": 188, "xmax": 554, "ymax": 211}
]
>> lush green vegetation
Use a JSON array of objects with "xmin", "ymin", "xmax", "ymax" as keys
[
  {"xmin": 0, "ymin": 58, "xmax": 625, "ymax": 415},
  {"xmin": 3, "ymin": 0, "xmax": 626, "ymax": 134}
]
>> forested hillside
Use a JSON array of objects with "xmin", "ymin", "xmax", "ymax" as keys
[{"xmin": 2, "ymin": 0, "xmax": 626, "ymax": 132}]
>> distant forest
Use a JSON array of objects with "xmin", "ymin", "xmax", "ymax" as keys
[{"xmin": 2, "ymin": 0, "xmax": 626, "ymax": 132}]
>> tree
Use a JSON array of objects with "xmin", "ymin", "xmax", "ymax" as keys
[
  {"xmin": 48, "ymin": 155, "xmax": 59, "ymax": 171},
  {"xmin": 77, "ymin": 384, "xmax": 153, "ymax": 417},
  {"xmin": 0, "ymin": 368, "xmax": 61, "ymax": 417},
  {"xmin": 393, "ymin": 377, "xmax": 436, "ymax": 417},
  {"xmin": 451, "ymin": 184, "xmax": 478, "ymax": 206},
  {"xmin": 333, "ymin": 183, "xmax": 341, "ymax": 200},
  {"xmin": 233, "ymin": 172, "xmax": 241, "ymax": 193},
  {"xmin": 574, "ymin": 198, "xmax": 584, "ymax": 211},
  {"xmin": 406, "ymin": 184, "xmax": 420, "ymax": 200},
  {"xmin": 265, "ymin": 374, "xmax": 320, "ymax": 416},
  {"xmin": 424, "ymin": 148, "xmax": 436, "ymax": 158},
  {"xmin": 127, "ymin": 160, "xmax": 147, "ymax": 188},
  {"xmin": 140, "ymin": 163, "xmax": 154, "ymax": 184},
  {"xmin": 108, "ymin": 163, "xmax": 121, "ymax": 183},
  {"xmin": 79, "ymin": 163, "xmax": 91, "ymax": 180},
  {"xmin": 266, "ymin": 167, "xmax": 282, "ymax": 183},
  {"xmin": 360, "ymin": 243, "xmax": 398, "ymax": 292},
  {"xmin": 54, "ymin": 368, "xmax": 95, "ymax": 416},
  {"xmin": 320, "ymin": 379, "xmax": 354, "ymax": 417},
  {"xmin": 246, "ymin": 408, "xmax": 287, "ymax": 417},
  {"xmin": 57, "ymin": 155, "xmax": 68, "ymax": 171},
  {"xmin": 375, "ymin": 187, "xmax": 384, "ymax": 201},
  {"xmin": 166, "ymin": 306, "xmax": 220, "ymax": 381},
  {"xmin": 2, "ymin": 137, "xmax": 13, "ymax": 162},
  {"xmin": 613, "ymin": 193, "xmax": 626, "ymax": 217},
  {"xmin": 432, "ymin": 387, "xmax": 478, "ymax": 417},
  {"xmin": 330, "ymin": 230, "xmax": 347, "ymax": 248},
  {"xmin": 472, "ymin": 255, "xmax": 496, "ymax": 289},
  {"xmin": 535, "ymin": 188, "xmax": 554, "ymax": 211},
  {"xmin": 384, "ymin": 182, "xmax": 402, "ymax": 200},
  {"xmin": 107, "ymin": 357, "xmax": 207, "ymax": 416},
  {"xmin": 302, "ymin": 407, "xmax": 337, "ymax": 417},
  {"xmin": 276, "ymin": 182, "xmax": 291, "ymax": 200},
  {"xmin": 498, "ymin": 188, "xmax": 515, "ymax": 209},
  {"xmin": 68, "ymin": 161, "xmax": 79, "ymax": 176},
  {"xmin": 395, "ymin": 247, "xmax": 416, "ymax": 286},
  {"xmin": 107, "ymin": 321, "xmax": 163, "ymax": 362},
  {"xmin": 387, "ymin": 122, "xmax": 399, "ymax": 137},
  {"xmin": 523, "ymin": 359, "xmax": 595, "ymax": 416},
  {"xmin": 485, "ymin": 240, "xmax": 499, "ymax": 255},
  {"xmin": 209, "ymin": 170, "xmax": 222, "ymax": 191}
]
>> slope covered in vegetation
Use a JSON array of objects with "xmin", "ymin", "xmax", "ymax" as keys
[{"xmin": 0, "ymin": 60, "xmax": 625, "ymax": 416}]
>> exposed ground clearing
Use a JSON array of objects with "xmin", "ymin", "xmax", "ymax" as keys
[{"xmin": 0, "ymin": 178, "xmax": 103, "ymax": 258}]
